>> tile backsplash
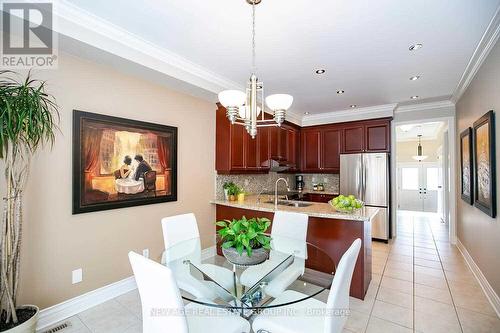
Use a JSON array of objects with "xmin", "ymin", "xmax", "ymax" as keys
[{"xmin": 215, "ymin": 173, "xmax": 339, "ymax": 199}]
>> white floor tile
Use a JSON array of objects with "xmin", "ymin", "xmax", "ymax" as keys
[{"xmin": 78, "ymin": 299, "xmax": 139, "ymax": 333}]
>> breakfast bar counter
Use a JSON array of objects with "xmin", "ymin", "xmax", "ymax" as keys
[{"xmin": 212, "ymin": 196, "xmax": 378, "ymax": 299}]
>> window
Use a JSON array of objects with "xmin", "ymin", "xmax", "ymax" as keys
[
  {"xmin": 426, "ymin": 167, "xmax": 439, "ymax": 190},
  {"xmin": 401, "ymin": 168, "xmax": 419, "ymax": 190}
]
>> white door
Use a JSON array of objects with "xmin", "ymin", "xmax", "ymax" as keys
[{"xmin": 398, "ymin": 163, "xmax": 440, "ymax": 213}]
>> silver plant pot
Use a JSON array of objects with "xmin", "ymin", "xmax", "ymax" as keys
[{"xmin": 222, "ymin": 246, "xmax": 270, "ymax": 266}]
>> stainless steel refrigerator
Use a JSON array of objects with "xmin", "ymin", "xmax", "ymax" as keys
[{"xmin": 340, "ymin": 153, "xmax": 390, "ymax": 241}]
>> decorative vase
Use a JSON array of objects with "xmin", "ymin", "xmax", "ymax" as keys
[
  {"xmin": 224, "ymin": 188, "xmax": 229, "ymax": 201},
  {"xmin": 237, "ymin": 193, "xmax": 245, "ymax": 203},
  {"xmin": 222, "ymin": 246, "xmax": 270, "ymax": 266},
  {"xmin": 228, "ymin": 194, "xmax": 236, "ymax": 201},
  {"xmin": 3, "ymin": 305, "xmax": 39, "ymax": 333}
]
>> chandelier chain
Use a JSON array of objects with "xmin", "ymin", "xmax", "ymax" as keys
[{"xmin": 252, "ymin": 1, "xmax": 256, "ymax": 74}]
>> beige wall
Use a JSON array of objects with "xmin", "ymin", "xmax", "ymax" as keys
[
  {"xmin": 456, "ymin": 39, "xmax": 500, "ymax": 296},
  {"xmin": 0, "ymin": 53, "xmax": 216, "ymax": 308}
]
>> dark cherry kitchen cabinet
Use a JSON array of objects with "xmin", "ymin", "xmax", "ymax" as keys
[
  {"xmin": 342, "ymin": 125, "xmax": 365, "ymax": 153},
  {"xmin": 216, "ymin": 104, "xmax": 270, "ymax": 174},
  {"xmin": 269, "ymin": 126, "xmax": 288, "ymax": 161},
  {"xmin": 341, "ymin": 119, "xmax": 391, "ymax": 154},
  {"xmin": 301, "ymin": 128, "xmax": 321, "ymax": 172},
  {"xmin": 302, "ymin": 193, "xmax": 337, "ymax": 203},
  {"xmin": 216, "ymin": 102, "xmax": 391, "ymax": 174},
  {"xmin": 286, "ymin": 126, "xmax": 300, "ymax": 171},
  {"xmin": 322, "ymin": 127, "xmax": 342, "ymax": 172},
  {"xmin": 365, "ymin": 120, "xmax": 391, "ymax": 152}
]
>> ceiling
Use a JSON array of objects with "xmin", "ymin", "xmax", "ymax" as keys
[
  {"xmin": 61, "ymin": 0, "xmax": 499, "ymax": 116},
  {"xmin": 396, "ymin": 121, "xmax": 445, "ymax": 142}
]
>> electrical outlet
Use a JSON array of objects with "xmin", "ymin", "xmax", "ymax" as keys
[
  {"xmin": 72, "ymin": 268, "xmax": 82, "ymax": 284},
  {"xmin": 143, "ymin": 248, "xmax": 150, "ymax": 258}
]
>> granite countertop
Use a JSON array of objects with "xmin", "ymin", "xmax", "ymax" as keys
[{"xmin": 211, "ymin": 195, "xmax": 379, "ymax": 222}]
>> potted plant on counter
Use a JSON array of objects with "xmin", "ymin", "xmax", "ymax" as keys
[
  {"xmin": 0, "ymin": 71, "xmax": 59, "ymax": 332},
  {"xmin": 216, "ymin": 216, "xmax": 272, "ymax": 266},
  {"xmin": 226, "ymin": 183, "xmax": 241, "ymax": 201}
]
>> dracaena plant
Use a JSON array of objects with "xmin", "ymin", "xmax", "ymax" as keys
[
  {"xmin": 216, "ymin": 216, "xmax": 272, "ymax": 257},
  {"xmin": 0, "ymin": 70, "xmax": 59, "ymax": 326}
]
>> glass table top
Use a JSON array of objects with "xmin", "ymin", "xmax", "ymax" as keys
[{"xmin": 164, "ymin": 235, "xmax": 336, "ymax": 315}]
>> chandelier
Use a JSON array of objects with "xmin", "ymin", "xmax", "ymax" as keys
[
  {"xmin": 412, "ymin": 135, "xmax": 428, "ymax": 161},
  {"xmin": 217, "ymin": 0, "xmax": 293, "ymax": 139}
]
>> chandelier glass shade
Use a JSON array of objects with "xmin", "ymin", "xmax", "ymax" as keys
[{"xmin": 217, "ymin": 0, "xmax": 293, "ymax": 138}]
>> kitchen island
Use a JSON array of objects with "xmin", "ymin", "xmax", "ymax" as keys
[{"xmin": 211, "ymin": 196, "xmax": 379, "ymax": 300}]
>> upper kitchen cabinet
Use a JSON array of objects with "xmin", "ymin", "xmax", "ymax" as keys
[
  {"xmin": 301, "ymin": 128, "xmax": 321, "ymax": 172},
  {"xmin": 365, "ymin": 120, "xmax": 391, "ymax": 152},
  {"xmin": 341, "ymin": 118, "xmax": 391, "ymax": 153},
  {"xmin": 322, "ymin": 127, "xmax": 342, "ymax": 172},
  {"xmin": 216, "ymin": 104, "xmax": 270, "ymax": 174},
  {"xmin": 342, "ymin": 124, "xmax": 365, "ymax": 153},
  {"xmin": 286, "ymin": 126, "xmax": 300, "ymax": 171}
]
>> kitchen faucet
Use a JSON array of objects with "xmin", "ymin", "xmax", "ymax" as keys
[{"xmin": 275, "ymin": 178, "xmax": 290, "ymax": 209}]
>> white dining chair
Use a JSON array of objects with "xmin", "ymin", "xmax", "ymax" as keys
[
  {"xmin": 252, "ymin": 238, "xmax": 362, "ymax": 333},
  {"xmin": 161, "ymin": 213, "xmax": 234, "ymax": 301},
  {"xmin": 240, "ymin": 211, "xmax": 308, "ymax": 297},
  {"xmin": 128, "ymin": 251, "xmax": 250, "ymax": 333}
]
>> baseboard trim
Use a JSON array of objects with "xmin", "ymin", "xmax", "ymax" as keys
[
  {"xmin": 36, "ymin": 276, "xmax": 137, "ymax": 331},
  {"xmin": 201, "ymin": 245, "xmax": 216, "ymax": 261},
  {"xmin": 456, "ymin": 238, "xmax": 500, "ymax": 317},
  {"xmin": 37, "ymin": 246, "xmax": 218, "ymax": 331}
]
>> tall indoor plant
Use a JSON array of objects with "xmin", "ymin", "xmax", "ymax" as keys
[{"xmin": 0, "ymin": 71, "xmax": 59, "ymax": 332}]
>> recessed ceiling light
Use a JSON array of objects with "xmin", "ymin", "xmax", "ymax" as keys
[
  {"xmin": 304, "ymin": 111, "xmax": 310, "ymax": 115},
  {"xmin": 411, "ymin": 95, "xmax": 419, "ymax": 99},
  {"xmin": 409, "ymin": 75, "xmax": 421, "ymax": 81},
  {"xmin": 315, "ymin": 69, "xmax": 326, "ymax": 74},
  {"xmin": 336, "ymin": 90, "xmax": 345, "ymax": 94},
  {"xmin": 350, "ymin": 105, "xmax": 357, "ymax": 108},
  {"xmin": 409, "ymin": 43, "xmax": 423, "ymax": 51}
]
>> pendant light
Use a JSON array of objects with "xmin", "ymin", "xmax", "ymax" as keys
[
  {"xmin": 412, "ymin": 135, "xmax": 428, "ymax": 161},
  {"xmin": 217, "ymin": 0, "xmax": 293, "ymax": 139}
]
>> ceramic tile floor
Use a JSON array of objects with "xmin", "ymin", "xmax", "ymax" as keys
[{"xmin": 39, "ymin": 211, "xmax": 500, "ymax": 333}]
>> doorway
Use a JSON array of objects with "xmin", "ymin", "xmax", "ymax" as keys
[{"xmin": 394, "ymin": 121, "xmax": 449, "ymax": 221}]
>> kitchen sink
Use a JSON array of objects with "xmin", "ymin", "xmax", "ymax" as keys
[{"xmin": 263, "ymin": 200, "xmax": 313, "ymax": 208}]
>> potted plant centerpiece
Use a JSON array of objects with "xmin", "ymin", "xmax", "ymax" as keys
[
  {"xmin": 0, "ymin": 71, "xmax": 59, "ymax": 332},
  {"xmin": 216, "ymin": 216, "xmax": 272, "ymax": 266}
]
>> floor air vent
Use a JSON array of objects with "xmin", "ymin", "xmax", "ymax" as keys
[{"xmin": 41, "ymin": 322, "xmax": 72, "ymax": 333}]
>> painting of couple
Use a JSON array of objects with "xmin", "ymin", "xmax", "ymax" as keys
[{"xmin": 73, "ymin": 110, "xmax": 178, "ymax": 214}]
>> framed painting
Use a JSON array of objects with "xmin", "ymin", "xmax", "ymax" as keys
[
  {"xmin": 460, "ymin": 128, "xmax": 473, "ymax": 205},
  {"xmin": 73, "ymin": 110, "xmax": 177, "ymax": 214},
  {"xmin": 472, "ymin": 110, "xmax": 496, "ymax": 218}
]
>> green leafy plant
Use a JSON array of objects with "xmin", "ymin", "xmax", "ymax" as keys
[
  {"xmin": 0, "ymin": 70, "xmax": 59, "ymax": 327},
  {"xmin": 225, "ymin": 182, "xmax": 242, "ymax": 196},
  {"xmin": 216, "ymin": 216, "xmax": 272, "ymax": 256}
]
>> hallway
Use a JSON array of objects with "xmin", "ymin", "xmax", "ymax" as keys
[{"xmin": 350, "ymin": 210, "xmax": 500, "ymax": 332}]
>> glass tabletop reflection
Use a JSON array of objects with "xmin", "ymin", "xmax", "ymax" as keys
[{"xmin": 164, "ymin": 235, "xmax": 336, "ymax": 316}]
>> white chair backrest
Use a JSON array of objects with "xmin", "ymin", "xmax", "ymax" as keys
[
  {"xmin": 128, "ymin": 251, "xmax": 189, "ymax": 333},
  {"xmin": 162, "ymin": 213, "xmax": 200, "ymax": 247},
  {"xmin": 272, "ymin": 211, "xmax": 308, "ymax": 240},
  {"xmin": 271, "ymin": 211, "xmax": 309, "ymax": 258},
  {"xmin": 324, "ymin": 239, "xmax": 361, "ymax": 333}
]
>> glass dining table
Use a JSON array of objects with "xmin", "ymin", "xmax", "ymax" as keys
[{"xmin": 164, "ymin": 235, "xmax": 336, "ymax": 319}]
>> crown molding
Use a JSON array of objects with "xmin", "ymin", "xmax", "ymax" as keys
[
  {"xmin": 54, "ymin": 0, "xmax": 243, "ymax": 96},
  {"xmin": 284, "ymin": 110, "xmax": 303, "ymax": 126},
  {"xmin": 301, "ymin": 103, "xmax": 396, "ymax": 127},
  {"xmin": 451, "ymin": 5, "xmax": 500, "ymax": 104},
  {"xmin": 395, "ymin": 100, "xmax": 455, "ymax": 114}
]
